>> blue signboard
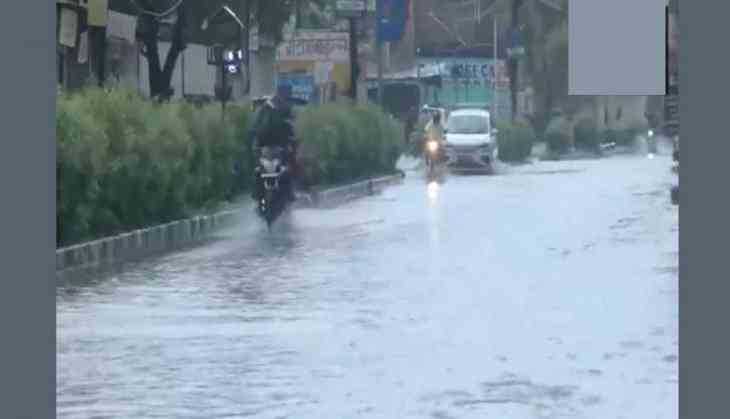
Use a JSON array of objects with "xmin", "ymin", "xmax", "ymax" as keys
[
  {"xmin": 377, "ymin": 0, "xmax": 409, "ymax": 42},
  {"xmin": 277, "ymin": 74, "xmax": 316, "ymax": 102},
  {"xmin": 506, "ymin": 26, "xmax": 525, "ymax": 57}
]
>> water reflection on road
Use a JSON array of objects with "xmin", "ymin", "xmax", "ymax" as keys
[{"xmin": 58, "ymin": 155, "xmax": 678, "ymax": 419}]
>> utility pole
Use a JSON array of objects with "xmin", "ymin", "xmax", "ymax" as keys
[
  {"xmin": 93, "ymin": 27, "xmax": 107, "ymax": 88},
  {"xmin": 336, "ymin": 1, "xmax": 366, "ymax": 102},
  {"xmin": 243, "ymin": 0, "xmax": 251, "ymax": 95},
  {"xmin": 349, "ymin": 17, "xmax": 359, "ymax": 101},
  {"xmin": 493, "ymin": 16, "xmax": 498, "ymax": 122},
  {"xmin": 376, "ymin": 0, "xmax": 384, "ymax": 105},
  {"xmin": 509, "ymin": 0, "xmax": 521, "ymax": 121},
  {"xmin": 221, "ymin": 57, "xmax": 227, "ymax": 120}
]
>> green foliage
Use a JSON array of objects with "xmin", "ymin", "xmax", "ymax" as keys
[
  {"xmin": 492, "ymin": 0, "xmax": 570, "ymax": 137},
  {"xmin": 545, "ymin": 116, "xmax": 572, "ymax": 155},
  {"xmin": 57, "ymin": 88, "xmax": 250, "ymax": 246},
  {"xmin": 573, "ymin": 117, "xmax": 599, "ymax": 151},
  {"xmin": 295, "ymin": 102, "xmax": 405, "ymax": 188},
  {"xmin": 497, "ymin": 119, "xmax": 535, "ymax": 162},
  {"xmin": 607, "ymin": 117, "xmax": 647, "ymax": 146},
  {"xmin": 57, "ymin": 88, "xmax": 402, "ymax": 247}
]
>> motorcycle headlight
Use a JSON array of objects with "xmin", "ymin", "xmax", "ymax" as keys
[
  {"xmin": 427, "ymin": 140, "xmax": 439, "ymax": 152},
  {"xmin": 648, "ymin": 129, "xmax": 654, "ymax": 137}
]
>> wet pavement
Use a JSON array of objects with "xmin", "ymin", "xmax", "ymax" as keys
[{"xmin": 57, "ymin": 153, "xmax": 678, "ymax": 419}]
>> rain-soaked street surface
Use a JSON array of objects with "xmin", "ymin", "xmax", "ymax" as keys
[{"xmin": 57, "ymin": 153, "xmax": 678, "ymax": 419}]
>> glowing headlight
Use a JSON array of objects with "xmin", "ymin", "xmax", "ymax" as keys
[
  {"xmin": 427, "ymin": 140, "xmax": 439, "ymax": 152},
  {"xmin": 648, "ymin": 129, "xmax": 654, "ymax": 137}
]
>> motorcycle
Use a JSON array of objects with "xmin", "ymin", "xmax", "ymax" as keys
[
  {"xmin": 424, "ymin": 138, "xmax": 440, "ymax": 176},
  {"xmin": 255, "ymin": 145, "xmax": 292, "ymax": 229},
  {"xmin": 646, "ymin": 128, "xmax": 658, "ymax": 158},
  {"xmin": 671, "ymin": 136, "xmax": 679, "ymax": 205}
]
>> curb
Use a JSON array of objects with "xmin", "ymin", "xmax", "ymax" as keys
[
  {"xmin": 307, "ymin": 173, "xmax": 404, "ymax": 208},
  {"xmin": 56, "ymin": 173, "xmax": 405, "ymax": 273}
]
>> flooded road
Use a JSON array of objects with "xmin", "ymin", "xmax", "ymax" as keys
[{"xmin": 57, "ymin": 154, "xmax": 678, "ymax": 419}]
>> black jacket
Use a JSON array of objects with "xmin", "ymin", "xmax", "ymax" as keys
[{"xmin": 251, "ymin": 98, "xmax": 295, "ymax": 147}]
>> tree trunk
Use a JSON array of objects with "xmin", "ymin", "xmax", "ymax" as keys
[
  {"xmin": 509, "ymin": 0, "xmax": 521, "ymax": 121},
  {"xmin": 140, "ymin": 14, "xmax": 163, "ymax": 98},
  {"xmin": 139, "ymin": 5, "xmax": 187, "ymax": 101},
  {"xmin": 159, "ymin": 5, "xmax": 186, "ymax": 101}
]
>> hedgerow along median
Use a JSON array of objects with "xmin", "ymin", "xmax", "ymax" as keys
[{"xmin": 57, "ymin": 89, "xmax": 405, "ymax": 247}]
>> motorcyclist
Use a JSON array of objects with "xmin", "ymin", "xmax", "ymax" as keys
[
  {"xmin": 250, "ymin": 84, "xmax": 298, "ymax": 203},
  {"xmin": 424, "ymin": 111, "xmax": 446, "ymax": 161},
  {"xmin": 644, "ymin": 95, "xmax": 664, "ymax": 155}
]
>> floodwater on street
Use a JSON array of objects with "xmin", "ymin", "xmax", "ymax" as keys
[{"xmin": 57, "ymin": 153, "xmax": 678, "ymax": 419}]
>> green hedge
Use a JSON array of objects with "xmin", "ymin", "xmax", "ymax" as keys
[
  {"xmin": 612, "ymin": 118, "xmax": 647, "ymax": 146},
  {"xmin": 573, "ymin": 117, "xmax": 599, "ymax": 151},
  {"xmin": 57, "ymin": 89, "xmax": 403, "ymax": 246},
  {"xmin": 294, "ymin": 102, "xmax": 404, "ymax": 187},
  {"xmin": 496, "ymin": 119, "xmax": 535, "ymax": 162},
  {"xmin": 545, "ymin": 116, "xmax": 573, "ymax": 155}
]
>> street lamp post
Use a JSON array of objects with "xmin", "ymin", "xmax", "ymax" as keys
[
  {"xmin": 201, "ymin": 5, "xmax": 246, "ymax": 120},
  {"xmin": 349, "ymin": 17, "xmax": 360, "ymax": 101}
]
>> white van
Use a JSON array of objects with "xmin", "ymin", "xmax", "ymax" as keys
[{"xmin": 444, "ymin": 108, "xmax": 499, "ymax": 173}]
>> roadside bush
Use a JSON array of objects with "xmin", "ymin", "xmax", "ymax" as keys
[
  {"xmin": 496, "ymin": 119, "xmax": 535, "ymax": 162},
  {"xmin": 57, "ymin": 88, "xmax": 405, "ymax": 246},
  {"xmin": 57, "ymin": 88, "xmax": 250, "ymax": 246},
  {"xmin": 604, "ymin": 118, "xmax": 646, "ymax": 146},
  {"xmin": 620, "ymin": 118, "xmax": 648, "ymax": 146},
  {"xmin": 611, "ymin": 128, "xmax": 634, "ymax": 146},
  {"xmin": 295, "ymin": 102, "xmax": 404, "ymax": 188},
  {"xmin": 544, "ymin": 116, "xmax": 572, "ymax": 155},
  {"xmin": 573, "ymin": 117, "xmax": 599, "ymax": 151}
]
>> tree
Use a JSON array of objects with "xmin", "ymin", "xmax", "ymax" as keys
[
  {"xmin": 114, "ymin": 0, "xmax": 323, "ymax": 101},
  {"xmin": 492, "ymin": 0, "xmax": 569, "ymax": 135}
]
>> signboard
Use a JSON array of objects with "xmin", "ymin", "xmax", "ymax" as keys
[
  {"xmin": 417, "ymin": 58, "xmax": 510, "ymax": 108},
  {"xmin": 336, "ymin": 0, "xmax": 366, "ymax": 18},
  {"xmin": 87, "ymin": 0, "xmax": 109, "ymax": 27},
  {"xmin": 58, "ymin": 8, "xmax": 78, "ymax": 48},
  {"xmin": 377, "ymin": 0, "xmax": 410, "ymax": 42},
  {"xmin": 418, "ymin": 59, "xmax": 509, "ymax": 86},
  {"xmin": 276, "ymin": 31, "xmax": 350, "ymax": 63},
  {"xmin": 278, "ymin": 74, "xmax": 316, "ymax": 102}
]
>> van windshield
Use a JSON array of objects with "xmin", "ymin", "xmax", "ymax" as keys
[{"xmin": 447, "ymin": 114, "xmax": 489, "ymax": 134}]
